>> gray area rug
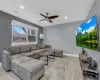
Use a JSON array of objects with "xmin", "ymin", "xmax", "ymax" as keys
[
  {"xmin": 40, "ymin": 56, "xmax": 83, "ymax": 80},
  {"xmin": 0, "ymin": 56, "xmax": 83, "ymax": 80}
]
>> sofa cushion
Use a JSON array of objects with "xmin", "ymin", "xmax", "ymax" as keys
[
  {"xmin": 7, "ymin": 46, "xmax": 20, "ymax": 55},
  {"xmin": 28, "ymin": 44, "xmax": 37, "ymax": 51},
  {"xmin": 54, "ymin": 49, "xmax": 63, "ymax": 57},
  {"xmin": 37, "ymin": 44, "xmax": 45, "ymax": 49},
  {"xmin": 19, "ymin": 59, "xmax": 45, "ymax": 78},
  {"xmin": 21, "ymin": 52, "xmax": 36, "ymax": 57},
  {"xmin": 20, "ymin": 45, "xmax": 31, "ymax": 53},
  {"xmin": 11, "ymin": 54, "xmax": 24, "ymax": 60},
  {"xmin": 45, "ymin": 45, "xmax": 51, "ymax": 48},
  {"xmin": 11, "ymin": 57, "xmax": 32, "ymax": 75}
]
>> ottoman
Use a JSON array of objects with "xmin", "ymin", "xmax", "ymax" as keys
[
  {"xmin": 19, "ymin": 59, "xmax": 45, "ymax": 80},
  {"xmin": 11, "ymin": 56, "xmax": 32, "ymax": 75},
  {"xmin": 54, "ymin": 49, "xmax": 63, "ymax": 57}
]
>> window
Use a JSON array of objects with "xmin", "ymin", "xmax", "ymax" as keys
[
  {"xmin": 28, "ymin": 28, "xmax": 37, "ymax": 42},
  {"xmin": 11, "ymin": 20, "xmax": 38, "ymax": 45},
  {"xmin": 12, "ymin": 25, "xmax": 27, "ymax": 42}
]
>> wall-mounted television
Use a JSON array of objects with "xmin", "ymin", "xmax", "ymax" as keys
[{"xmin": 76, "ymin": 16, "xmax": 98, "ymax": 51}]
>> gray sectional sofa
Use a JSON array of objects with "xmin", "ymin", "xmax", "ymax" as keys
[
  {"xmin": 2, "ymin": 44, "xmax": 63, "ymax": 80},
  {"xmin": 2, "ymin": 44, "xmax": 51, "ymax": 80}
]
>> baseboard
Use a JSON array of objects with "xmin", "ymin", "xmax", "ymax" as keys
[{"xmin": 64, "ymin": 53, "xmax": 79, "ymax": 57}]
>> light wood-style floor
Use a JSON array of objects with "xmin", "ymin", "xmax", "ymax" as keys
[{"xmin": 0, "ymin": 56, "xmax": 97, "ymax": 80}]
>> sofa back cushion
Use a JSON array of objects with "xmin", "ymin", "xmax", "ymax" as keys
[
  {"xmin": 20, "ymin": 45, "xmax": 31, "ymax": 53},
  {"xmin": 7, "ymin": 46, "xmax": 20, "ymax": 55},
  {"xmin": 37, "ymin": 44, "xmax": 45, "ymax": 49},
  {"xmin": 28, "ymin": 44, "xmax": 37, "ymax": 51}
]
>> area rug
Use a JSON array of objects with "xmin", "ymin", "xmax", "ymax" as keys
[
  {"xmin": 0, "ymin": 56, "xmax": 83, "ymax": 80},
  {"xmin": 40, "ymin": 56, "xmax": 83, "ymax": 80}
]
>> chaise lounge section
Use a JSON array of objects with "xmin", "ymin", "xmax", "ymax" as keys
[{"xmin": 19, "ymin": 59, "xmax": 45, "ymax": 80}]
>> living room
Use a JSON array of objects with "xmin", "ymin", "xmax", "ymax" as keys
[{"xmin": 0, "ymin": 0, "xmax": 100, "ymax": 80}]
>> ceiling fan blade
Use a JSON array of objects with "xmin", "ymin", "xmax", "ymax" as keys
[
  {"xmin": 48, "ymin": 15, "xmax": 59, "ymax": 19},
  {"xmin": 39, "ymin": 19, "xmax": 46, "ymax": 22},
  {"xmin": 40, "ymin": 13, "xmax": 47, "ymax": 18}
]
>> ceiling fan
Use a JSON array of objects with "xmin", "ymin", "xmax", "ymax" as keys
[{"xmin": 39, "ymin": 13, "xmax": 59, "ymax": 23}]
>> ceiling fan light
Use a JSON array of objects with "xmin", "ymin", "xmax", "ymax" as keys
[{"xmin": 44, "ymin": 21, "xmax": 47, "ymax": 23}]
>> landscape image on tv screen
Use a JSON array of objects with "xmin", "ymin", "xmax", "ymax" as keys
[{"xmin": 76, "ymin": 16, "xmax": 98, "ymax": 51}]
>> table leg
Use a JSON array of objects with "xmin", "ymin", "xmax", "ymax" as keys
[
  {"xmin": 54, "ymin": 52, "xmax": 55, "ymax": 59},
  {"xmin": 47, "ymin": 55, "xmax": 48, "ymax": 65},
  {"xmin": 37, "ymin": 54, "xmax": 40, "ymax": 60},
  {"xmin": 97, "ymin": 73, "xmax": 99, "ymax": 80}
]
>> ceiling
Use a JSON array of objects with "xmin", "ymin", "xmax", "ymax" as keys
[{"xmin": 0, "ymin": 0, "xmax": 95, "ymax": 27}]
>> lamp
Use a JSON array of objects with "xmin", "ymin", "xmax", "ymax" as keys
[{"xmin": 40, "ymin": 34, "xmax": 44, "ymax": 39}]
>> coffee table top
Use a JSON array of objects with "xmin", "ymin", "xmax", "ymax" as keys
[{"xmin": 39, "ymin": 50, "xmax": 54, "ymax": 56}]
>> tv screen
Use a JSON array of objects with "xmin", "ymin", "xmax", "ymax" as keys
[{"xmin": 76, "ymin": 16, "xmax": 98, "ymax": 51}]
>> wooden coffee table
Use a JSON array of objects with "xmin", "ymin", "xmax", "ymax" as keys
[{"xmin": 38, "ymin": 50, "xmax": 55, "ymax": 65}]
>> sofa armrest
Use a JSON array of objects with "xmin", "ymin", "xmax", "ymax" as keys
[
  {"xmin": 45, "ymin": 45, "xmax": 51, "ymax": 48},
  {"xmin": 2, "ymin": 50, "xmax": 11, "ymax": 71}
]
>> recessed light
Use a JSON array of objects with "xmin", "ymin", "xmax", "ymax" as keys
[
  {"xmin": 65, "ymin": 16, "xmax": 68, "ymax": 19},
  {"xmin": 20, "ymin": 4, "xmax": 25, "ymax": 9}
]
